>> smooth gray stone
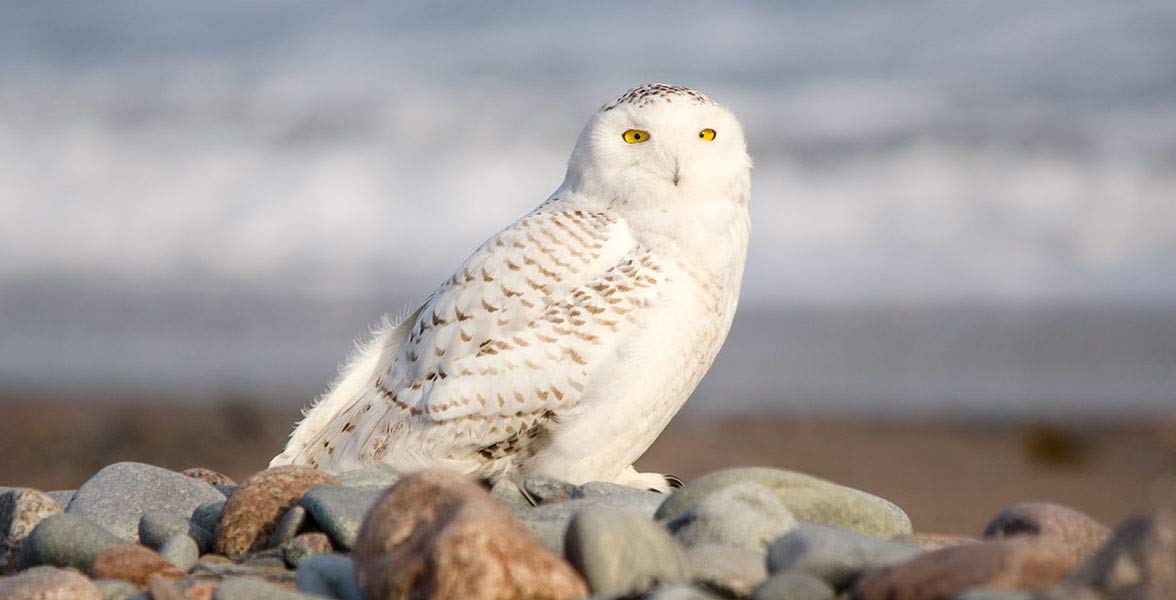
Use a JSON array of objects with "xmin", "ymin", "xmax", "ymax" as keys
[
  {"xmin": 644, "ymin": 584, "xmax": 723, "ymax": 600},
  {"xmin": 139, "ymin": 511, "xmax": 213, "ymax": 554},
  {"xmin": 334, "ymin": 468, "xmax": 400, "ymax": 489},
  {"xmin": 686, "ymin": 545, "xmax": 767, "ymax": 598},
  {"xmin": 666, "ymin": 482, "xmax": 797, "ymax": 551},
  {"xmin": 751, "ymin": 572, "xmax": 835, "ymax": 600},
  {"xmin": 158, "ymin": 534, "xmax": 199, "ymax": 572},
  {"xmin": 214, "ymin": 485, "xmax": 237, "ymax": 497},
  {"xmin": 565, "ymin": 507, "xmax": 690, "ymax": 596},
  {"xmin": 576, "ymin": 481, "xmax": 663, "ymax": 500},
  {"xmin": 300, "ymin": 485, "xmax": 382, "ymax": 551},
  {"xmin": 66, "ymin": 462, "xmax": 225, "ymax": 542},
  {"xmin": 268, "ymin": 505, "xmax": 307, "ymax": 549},
  {"xmin": 766, "ymin": 523, "xmax": 922, "ymax": 590},
  {"xmin": 46, "ymin": 490, "xmax": 75, "ymax": 508},
  {"xmin": 16, "ymin": 513, "xmax": 123, "ymax": 573},
  {"xmin": 518, "ymin": 493, "xmax": 665, "ymax": 556},
  {"xmin": 297, "ymin": 553, "xmax": 363, "ymax": 600},
  {"xmin": 490, "ymin": 479, "xmax": 533, "ymax": 510},
  {"xmin": 522, "ymin": 473, "xmax": 577, "ymax": 503},
  {"xmin": 656, "ymin": 467, "xmax": 912, "ymax": 539},
  {"xmin": 190, "ymin": 499, "xmax": 226, "ymax": 538},
  {"xmin": 951, "ymin": 591, "xmax": 1035, "ymax": 600},
  {"xmin": 214, "ymin": 577, "xmax": 323, "ymax": 600},
  {"xmin": 95, "ymin": 577, "xmax": 141, "ymax": 600}
]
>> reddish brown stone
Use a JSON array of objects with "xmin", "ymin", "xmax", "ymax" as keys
[
  {"xmin": 0, "ymin": 488, "xmax": 62, "ymax": 574},
  {"xmin": 214, "ymin": 466, "xmax": 335, "ymax": 559},
  {"xmin": 352, "ymin": 469, "xmax": 588, "ymax": 600},
  {"xmin": 983, "ymin": 501, "xmax": 1110, "ymax": 562},
  {"xmin": 851, "ymin": 538, "xmax": 1079, "ymax": 600},
  {"xmin": 92, "ymin": 544, "xmax": 186, "ymax": 589},
  {"xmin": 892, "ymin": 533, "xmax": 979, "ymax": 552},
  {"xmin": 1042, "ymin": 509, "xmax": 1176, "ymax": 600},
  {"xmin": 0, "ymin": 567, "xmax": 100, "ymax": 600},
  {"xmin": 181, "ymin": 468, "xmax": 237, "ymax": 487},
  {"xmin": 183, "ymin": 580, "xmax": 217, "ymax": 600}
]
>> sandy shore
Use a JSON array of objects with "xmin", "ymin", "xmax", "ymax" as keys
[{"xmin": 1, "ymin": 395, "xmax": 1172, "ymax": 535}]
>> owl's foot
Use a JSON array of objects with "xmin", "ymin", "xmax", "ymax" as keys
[{"xmin": 614, "ymin": 465, "xmax": 684, "ymax": 493}]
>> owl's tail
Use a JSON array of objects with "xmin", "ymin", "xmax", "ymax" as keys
[{"xmin": 269, "ymin": 305, "xmax": 423, "ymax": 472}]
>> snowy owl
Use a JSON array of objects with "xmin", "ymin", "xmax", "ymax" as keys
[{"xmin": 271, "ymin": 83, "xmax": 751, "ymax": 492}]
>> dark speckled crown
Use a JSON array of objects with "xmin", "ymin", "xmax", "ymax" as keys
[{"xmin": 601, "ymin": 83, "xmax": 715, "ymax": 112}]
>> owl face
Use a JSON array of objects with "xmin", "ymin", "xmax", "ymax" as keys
[{"xmin": 564, "ymin": 84, "xmax": 751, "ymax": 209}]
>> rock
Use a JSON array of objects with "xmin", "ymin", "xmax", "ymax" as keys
[
  {"xmin": 214, "ymin": 466, "xmax": 335, "ymax": 559},
  {"xmin": 298, "ymin": 485, "xmax": 381, "ymax": 551},
  {"xmin": 522, "ymin": 473, "xmax": 578, "ymax": 504},
  {"xmin": 17, "ymin": 513, "xmax": 124, "ymax": 573},
  {"xmin": 565, "ymin": 507, "xmax": 690, "ymax": 596},
  {"xmin": 213, "ymin": 486, "xmax": 237, "ymax": 498},
  {"xmin": 982, "ymin": 502, "xmax": 1110, "ymax": 561},
  {"xmin": 893, "ymin": 533, "xmax": 979, "ymax": 552},
  {"xmin": 489, "ymin": 479, "xmax": 533, "ymax": 511},
  {"xmin": 94, "ymin": 577, "xmax": 140, "ymax": 600},
  {"xmin": 351, "ymin": 469, "xmax": 587, "ymax": 600},
  {"xmin": 0, "ymin": 566, "xmax": 101, "ymax": 599},
  {"xmin": 1, "ymin": 488, "xmax": 63, "ymax": 574},
  {"xmin": 181, "ymin": 468, "xmax": 236, "ymax": 487},
  {"xmin": 213, "ymin": 577, "xmax": 322, "ymax": 600},
  {"xmin": 644, "ymin": 584, "xmax": 723, "ymax": 599},
  {"xmin": 267, "ymin": 506, "xmax": 307, "ymax": 549},
  {"xmin": 46, "ymin": 491, "xmax": 75, "ymax": 509},
  {"xmin": 138, "ymin": 511, "xmax": 213, "ymax": 554},
  {"xmin": 334, "ymin": 468, "xmax": 400, "ymax": 489},
  {"xmin": 190, "ymin": 560, "xmax": 298, "ymax": 586},
  {"xmin": 91, "ymin": 544, "xmax": 185, "ymax": 589},
  {"xmin": 1046, "ymin": 509, "xmax": 1176, "ymax": 600},
  {"xmin": 656, "ymin": 467, "xmax": 912, "ymax": 539},
  {"xmin": 951, "ymin": 591, "xmax": 1035, "ymax": 599},
  {"xmin": 296, "ymin": 553, "xmax": 362, "ymax": 600},
  {"xmin": 576, "ymin": 481, "xmax": 663, "ymax": 500},
  {"xmin": 851, "ymin": 539, "xmax": 1079, "ymax": 599},
  {"xmin": 146, "ymin": 577, "xmax": 185, "ymax": 600},
  {"xmin": 751, "ymin": 573, "xmax": 835, "ymax": 600},
  {"xmin": 282, "ymin": 532, "xmax": 333, "ymax": 568},
  {"xmin": 767, "ymin": 523, "xmax": 922, "ymax": 591},
  {"xmin": 519, "ymin": 493, "xmax": 665, "ymax": 555},
  {"xmin": 190, "ymin": 500, "xmax": 225, "ymax": 539},
  {"xmin": 158, "ymin": 535, "xmax": 199, "ymax": 572},
  {"xmin": 686, "ymin": 544, "xmax": 767, "ymax": 598},
  {"xmin": 665, "ymin": 482, "xmax": 797, "ymax": 551},
  {"xmin": 66, "ymin": 463, "xmax": 225, "ymax": 542}
]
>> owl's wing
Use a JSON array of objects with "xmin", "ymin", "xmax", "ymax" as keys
[{"xmin": 273, "ymin": 206, "xmax": 671, "ymax": 475}]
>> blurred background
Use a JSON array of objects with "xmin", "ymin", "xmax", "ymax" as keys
[{"xmin": 1, "ymin": 2, "xmax": 1174, "ymax": 533}]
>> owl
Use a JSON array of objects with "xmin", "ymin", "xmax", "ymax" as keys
[{"xmin": 271, "ymin": 83, "xmax": 751, "ymax": 492}]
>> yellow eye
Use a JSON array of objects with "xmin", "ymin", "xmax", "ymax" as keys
[
  {"xmin": 623, "ymin": 129, "xmax": 650, "ymax": 144},
  {"xmin": 698, "ymin": 128, "xmax": 717, "ymax": 141}
]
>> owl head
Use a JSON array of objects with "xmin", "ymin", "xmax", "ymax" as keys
[{"xmin": 562, "ymin": 83, "xmax": 751, "ymax": 208}]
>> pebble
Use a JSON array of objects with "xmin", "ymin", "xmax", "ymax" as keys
[
  {"xmin": 93, "ymin": 577, "xmax": 140, "ymax": 600},
  {"xmin": 982, "ymin": 502, "xmax": 1110, "ymax": 561},
  {"xmin": 576, "ymin": 481, "xmax": 664, "ymax": 500},
  {"xmin": 851, "ymin": 538, "xmax": 1079, "ymax": 599},
  {"xmin": 191, "ymin": 559, "xmax": 298, "ymax": 586},
  {"xmin": 190, "ymin": 500, "xmax": 226, "ymax": 538},
  {"xmin": 91, "ymin": 544, "xmax": 185, "ymax": 589},
  {"xmin": 16, "ymin": 513, "xmax": 123, "ymax": 574},
  {"xmin": 0, "ymin": 566, "xmax": 101, "ymax": 599},
  {"xmin": 1041, "ymin": 508, "xmax": 1176, "ymax": 599},
  {"xmin": 951, "ymin": 591, "xmax": 1035, "ymax": 599},
  {"xmin": 655, "ymin": 467, "xmax": 912, "ymax": 539},
  {"xmin": 751, "ymin": 572, "xmax": 836, "ymax": 600},
  {"xmin": 522, "ymin": 473, "xmax": 578, "ymax": 504},
  {"xmin": 564, "ymin": 507, "xmax": 690, "ymax": 596},
  {"xmin": 665, "ymin": 482, "xmax": 797, "ymax": 551},
  {"xmin": 282, "ymin": 532, "xmax": 333, "ymax": 567},
  {"xmin": 767, "ymin": 523, "xmax": 922, "ymax": 591},
  {"xmin": 213, "ymin": 576, "xmax": 323, "ymax": 600},
  {"xmin": 686, "ymin": 544, "xmax": 767, "ymax": 598},
  {"xmin": 1, "ymin": 488, "xmax": 63, "ymax": 574},
  {"xmin": 146, "ymin": 577, "xmax": 185, "ymax": 600},
  {"xmin": 138, "ymin": 511, "xmax": 213, "ymax": 554},
  {"xmin": 490, "ymin": 479, "xmax": 533, "ymax": 511},
  {"xmin": 351, "ymin": 469, "xmax": 587, "ymax": 600},
  {"xmin": 334, "ymin": 467, "xmax": 400, "ymax": 489},
  {"xmin": 158, "ymin": 534, "xmax": 199, "ymax": 572},
  {"xmin": 267, "ymin": 506, "xmax": 307, "ymax": 549},
  {"xmin": 298, "ymin": 484, "xmax": 382, "ymax": 551},
  {"xmin": 643, "ymin": 584, "xmax": 723, "ymax": 599},
  {"xmin": 214, "ymin": 466, "xmax": 335, "ymax": 559},
  {"xmin": 180, "ymin": 468, "xmax": 236, "ymax": 487},
  {"xmin": 66, "ymin": 462, "xmax": 225, "ymax": 543},
  {"xmin": 46, "ymin": 491, "xmax": 75, "ymax": 509},
  {"xmin": 519, "ymin": 493, "xmax": 665, "ymax": 555},
  {"xmin": 296, "ymin": 553, "xmax": 363, "ymax": 600},
  {"xmin": 893, "ymin": 533, "xmax": 979, "ymax": 552}
]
